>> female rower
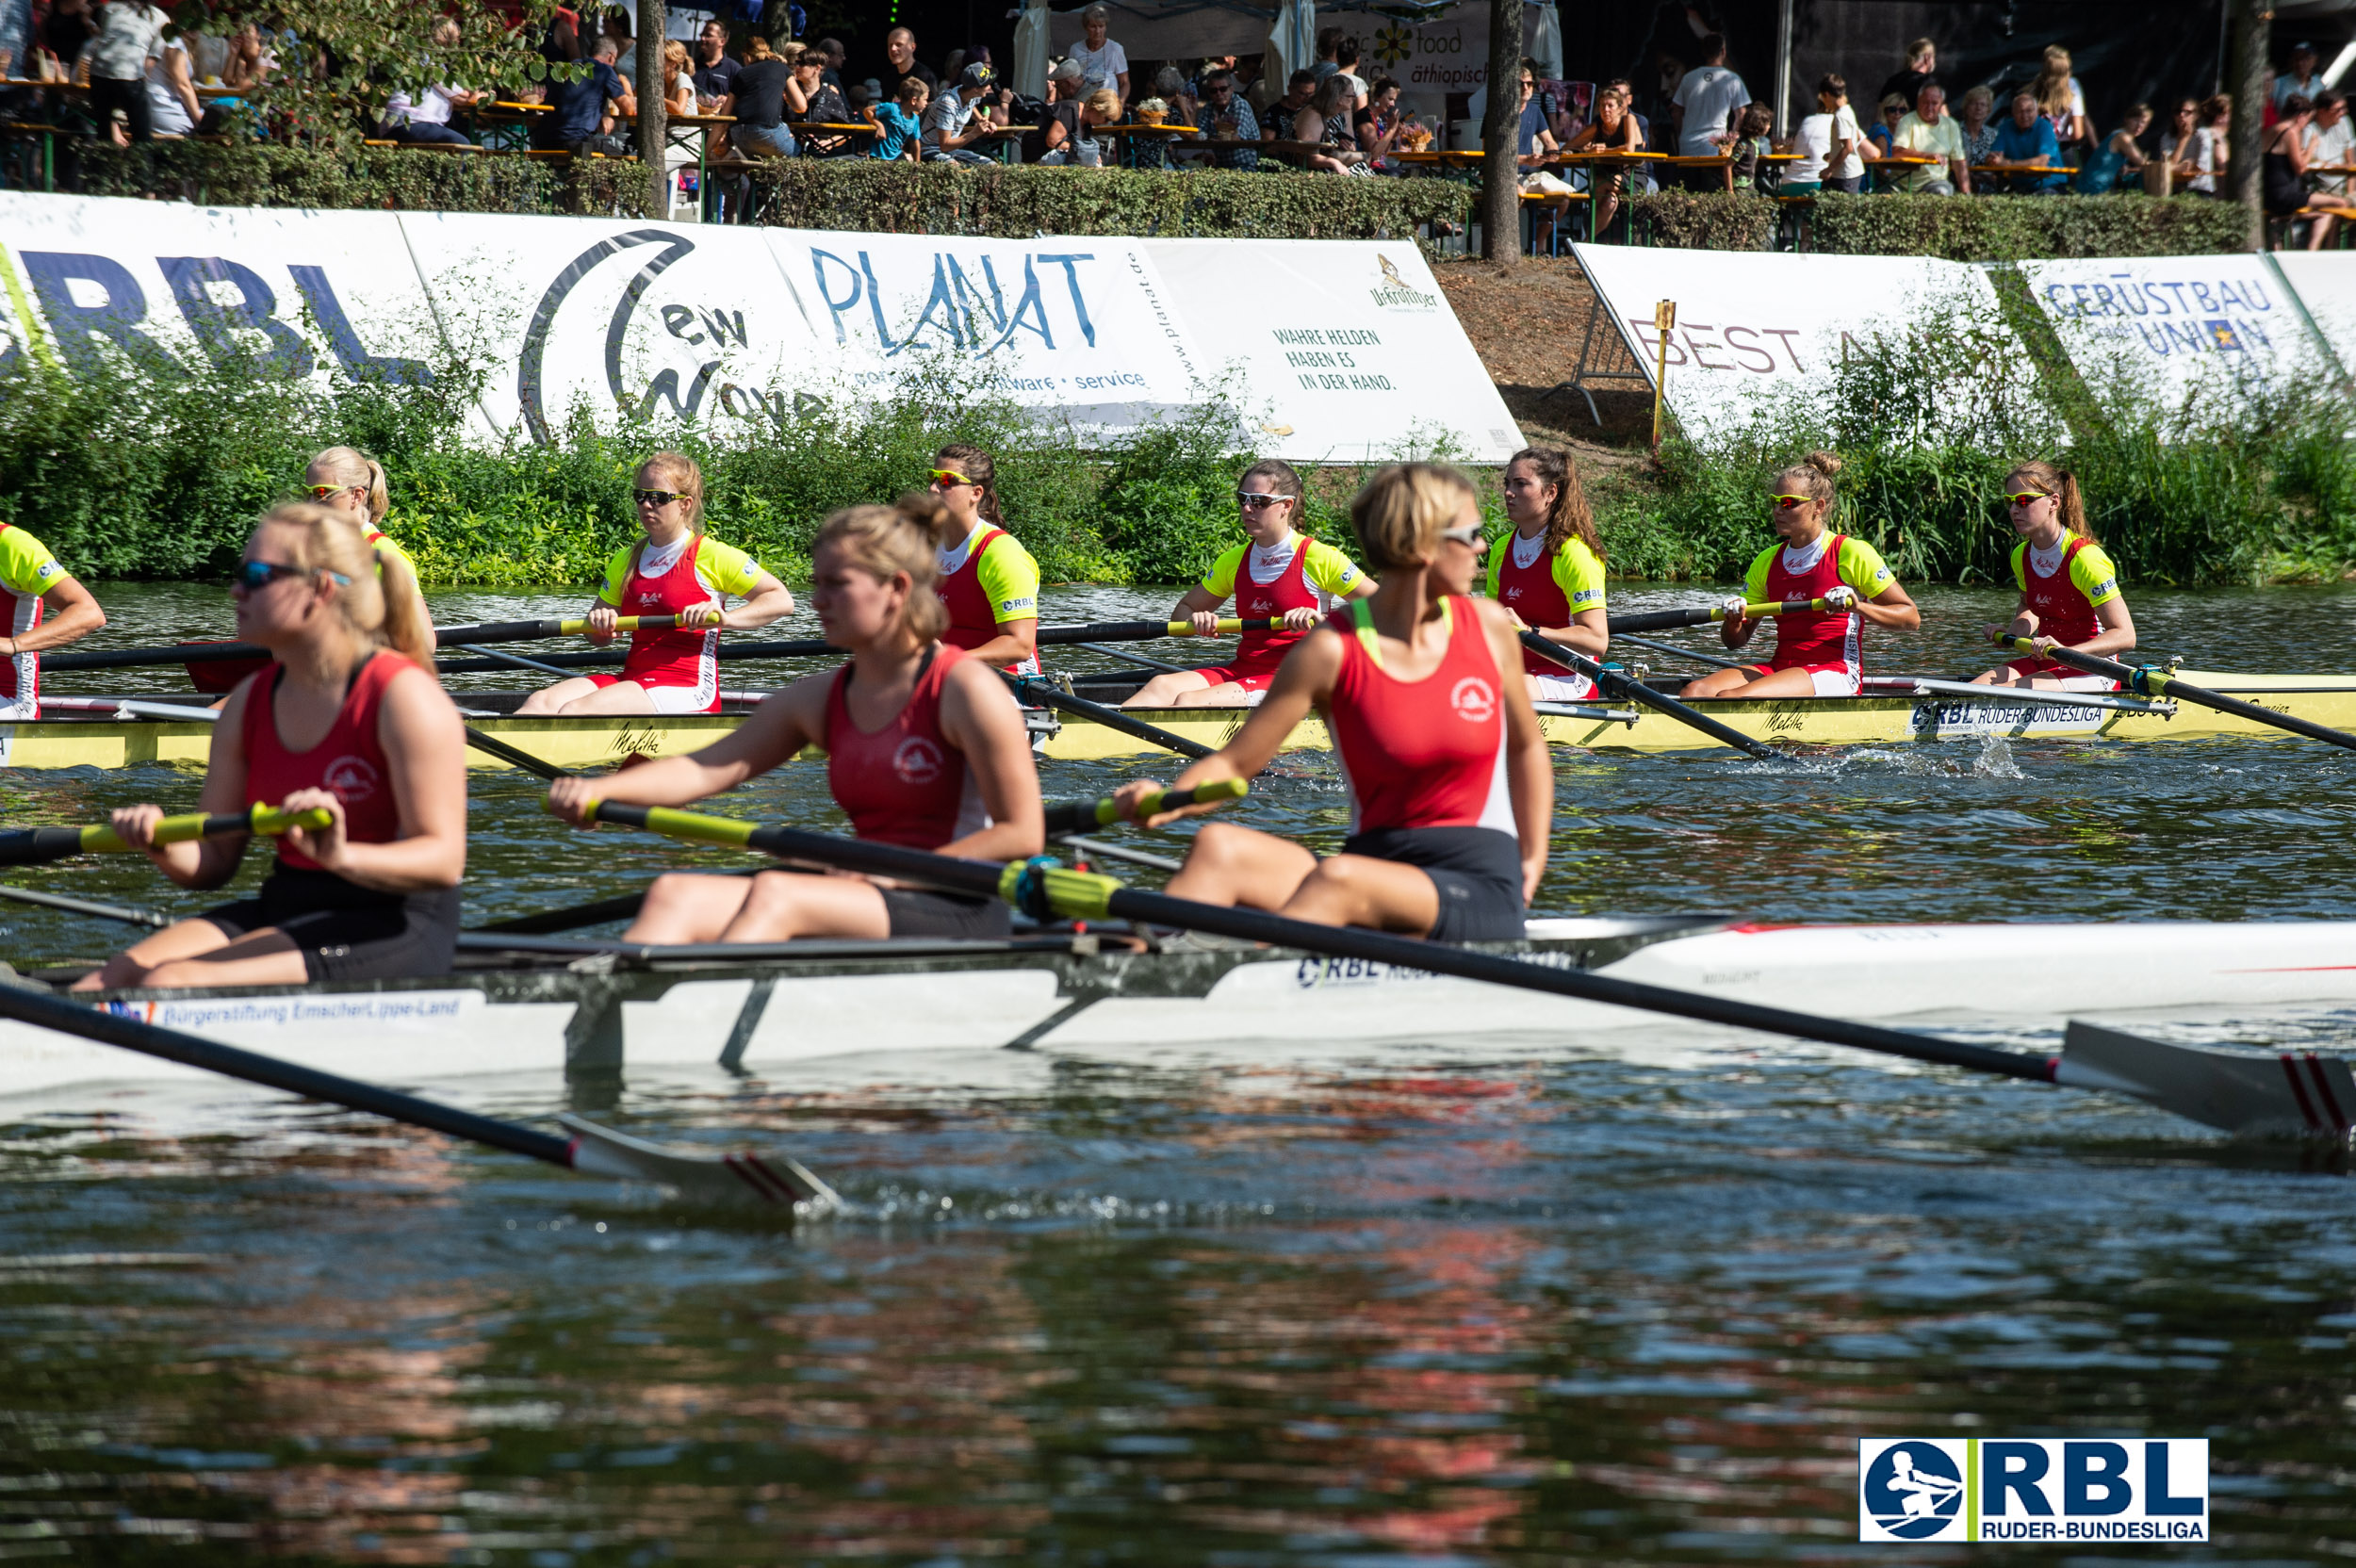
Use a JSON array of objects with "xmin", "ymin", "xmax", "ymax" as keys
[
  {"xmin": 75, "ymin": 505, "xmax": 466, "ymax": 990},
  {"xmin": 928, "ymin": 444, "xmax": 1042, "ymax": 675},
  {"xmin": 1487, "ymin": 446, "xmax": 1607, "ymax": 703},
  {"xmin": 544, "ymin": 497, "xmax": 1044, "ymax": 943},
  {"xmin": 1113, "ymin": 464, "xmax": 1549, "ymax": 942},
  {"xmin": 1971, "ymin": 460, "xmax": 2134, "ymax": 689},
  {"xmin": 1121, "ymin": 459, "xmax": 1372, "ymax": 709},
  {"xmin": 515, "ymin": 452, "xmax": 794, "ymax": 715},
  {"xmin": 305, "ymin": 445, "xmax": 434, "ymax": 651},
  {"xmin": 1677, "ymin": 451, "xmax": 1919, "ymax": 700}
]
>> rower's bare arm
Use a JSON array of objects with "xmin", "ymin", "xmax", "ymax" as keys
[
  {"xmin": 961, "ymin": 616, "xmax": 1039, "ymax": 672},
  {"xmin": 1540, "ymin": 605, "xmax": 1608, "ymax": 658},
  {"xmin": 116, "ymin": 679, "xmax": 266, "ymax": 888},
  {"xmin": 302, "ymin": 666, "xmax": 467, "ymax": 893},
  {"xmin": 1861, "ymin": 580, "xmax": 1921, "ymax": 629},
  {"xmin": 937, "ymin": 660, "xmax": 1045, "ymax": 860},
  {"xmin": 0, "ymin": 572, "xmax": 106, "ymax": 656},
  {"xmin": 1171, "ymin": 584, "xmax": 1223, "ymax": 636},
  {"xmin": 2079, "ymin": 596, "xmax": 2135, "ymax": 658},
  {"xmin": 1120, "ymin": 630, "xmax": 1343, "ymax": 827},
  {"xmin": 583, "ymin": 597, "xmax": 621, "ymax": 642},
  {"xmin": 721, "ymin": 570, "xmax": 795, "ymax": 630},
  {"xmin": 1479, "ymin": 599, "xmax": 1554, "ymax": 900},
  {"xmin": 545, "ymin": 676, "xmax": 827, "ymax": 825}
]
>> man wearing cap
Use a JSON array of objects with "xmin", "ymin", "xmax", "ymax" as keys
[
  {"xmin": 2276, "ymin": 42, "xmax": 2326, "ymax": 111},
  {"xmin": 922, "ymin": 62, "xmax": 1007, "ymax": 164}
]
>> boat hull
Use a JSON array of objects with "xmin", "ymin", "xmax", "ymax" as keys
[{"xmin": 10, "ymin": 671, "xmax": 2356, "ymax": 769}]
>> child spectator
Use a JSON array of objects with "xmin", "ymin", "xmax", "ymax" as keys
[{"xmin": 870, "ymin": 75, "xmax": 925, "ymax": 161}]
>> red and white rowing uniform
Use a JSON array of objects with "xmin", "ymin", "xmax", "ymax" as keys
[
  {"xmin": 1738, "ymin": 532, "xmax": 1897, "ymax": 698},
  {"xmin": 1187, "ymin": 536, "xmax": 1364, "ymax": 694},
  {"xmin": 241, "ymin": 651, "xmax": 411, "ymax": 870},
  {"xmin": 820, "ymin": 644, "xmax": 1009, "ymax": 939},
  {"xmin": 1486, "ymin": 529, "xmax": 1605, "ymax": 700},
  {"xmin": 586, "ymin": 532, "xmax": 763, "ymax": 713},
  {"xmin": 1321, "ymin": 596, "xmax": 1523, "ymax": 942},
  {"xmin": 0, "ymin": 522, "xmax": 66, "ymax": 719},
  {"xmin": 2004, "ymin": 534, "xmax": 2124, "ymax": 689},
  {"xmin": 937, "ymin": 520, "xmax": 1041, "ymax": 677}
]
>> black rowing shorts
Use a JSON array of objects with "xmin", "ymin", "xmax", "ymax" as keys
[
  {"xmin": 879, "ymin": 887, "xmax": 1012, "ymax": 940},
  {"xmin": 1339, "ymin": 825, "xmax": 1526, "ymax": 943},
  {"xmin": 202, "ymin": 866, "xmax": 462, "ymax": 982}
]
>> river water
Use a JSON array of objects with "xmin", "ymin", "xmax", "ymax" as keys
[{"xmin": 3, "ymin": 580, "xmax": 2353, "ymax": 1562}]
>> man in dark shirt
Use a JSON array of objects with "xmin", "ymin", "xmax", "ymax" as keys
[
  {"xmin": 1263, "ymin": 68, "xmax": 1317, "ymax": 141},
  {"xmin": 536, "ymin": 34, "xmax": 634, "ymax": 152},
  {"xmin": 885, "ymin": 26, "xmax": 938, "ymax": 101},
  {"xmin": 812, "ymin": 36, "xmax": 846, "ymax": 90},
  {"xmin": 691, "ymin": 18, "xmax": 739, "ymax": 104}
]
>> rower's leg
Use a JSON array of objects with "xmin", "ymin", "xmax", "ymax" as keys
[
  {"xmin": 1683, "ymin": 665, "xmax": 1819, "ymax": 701},
  {"xmin": 73, "ymin": 916, "xmax": 240, "ymax": 990},
  {"xmin": 1677, "ymin": 665, "xmax": 1762, "ymax": 699},
  {"xmin": 1164, "ymin": 822, "xmax": 1317, "ymax": 909},
  {"xmin": 1123, "ymin": 669, "xmax": 1216, "ymax": 709},
  {"xmin": 515, "ymin": 677, "xmax": 606, "ymax": 715},
  {"xmin": 626, "ymin": 873, "xmax": 760, "ymax": 944},
  {"xmin": 1168, "ymin": 680, "xmax": 1259, "ymax": 709},
  {"xmin": 718, "ymin": 871, "xmax": 891, "ymax": 941},
  {"xmin": 1281, "ymin": 854, "xmax": 1441, "ymax": 935},
  {"xmin": 549, "ymin": 680, "xmax": 664, "ymax": 716}
]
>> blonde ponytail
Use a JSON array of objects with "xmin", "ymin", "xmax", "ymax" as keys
[
  {"xmin": 255, "ymin": 503, "xmax": 433, "ymax": 667},
  {"xmin": 2007, "ymin": 459, "xmax": 2092, "ymax": 542}
]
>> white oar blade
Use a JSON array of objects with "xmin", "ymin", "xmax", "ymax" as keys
[
  {"xmin": 558, "ymin": 1112, "xmax": 841, "ymax": 1212},
  {"xmin": 2059, "ymin": 1021, "xmax": 2356, "ymax": 1138}
]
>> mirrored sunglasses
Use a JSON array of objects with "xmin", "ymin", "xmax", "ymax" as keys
[
  {"xmin": 1440, "ymin": 523, "xmax": 1484, "ymax": 546},
  {"xmin": 1235, "ymin": 491, "xmax": 1289, "ymax": 509},
  {"xmin": 929, "ymin": 468, "xmax": 976, "ymax": 487},
  {"xmin": 1771, "ymin": 493, "xmax": 1811, "ymax": 509},
  {"xmin": 2005, "ymin": 491, "xmax": 2052, "ymax": 507},
  {"xmin": 633, "ymin": 488, "xmax": 686, "ymax": 506},
  {"xmin": 234, "ymin": 560, "xmax": 348, "ymax": 591}
]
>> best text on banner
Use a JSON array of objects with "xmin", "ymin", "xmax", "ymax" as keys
[{"xmin": 1858, "ymin": 1437, "xmax": 2208, "ymax": 1544}]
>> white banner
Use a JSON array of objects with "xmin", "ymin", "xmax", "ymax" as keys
[
  {"xmin": 2019, "ymin": 253, "xmax": 2335, "ymax": 416},
  {"xmin": 0, "ymin": 193, "xmax": 1520, "ymax": 465},
  {"xmin": 1570, "ymin": 243, "xmax": 2023, "ymax": 445},
  {"xmin": 2268, "ymin": 252, "xmax": 2356, "ymax": 379}
]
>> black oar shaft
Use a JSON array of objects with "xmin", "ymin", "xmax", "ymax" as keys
[
  {"xmin": 1605, "ymin": 597, "xmax": 1816, "ymax": 635},
  {"xmin": 0, "ymin": 882, "xmax": 170, "ymax": 927},
  {"xmin": 0, "ymin": 986, "xmax": 576, "ymax": 1166},
  {"xmin": 1006, "ymin": 675, "xmax": 1217, "ymax": 760},
  {"xmin": 465, "ymin": 726, "xmax": 570, "ymax": 779},
  {"xmin": 2004, "ymin": 640, "xmax": 2356, "ymax": 754},
  {"xmin": 1520, "ymin": 631, "xmax": 1786, "ymax": 762}
]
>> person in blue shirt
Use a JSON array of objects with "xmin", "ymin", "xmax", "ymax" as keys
[
  {"xmin": 1990, "ymin": 89, "xmax": 2066, "ymax": 191},
  {"xmin": 870, "ymin": 74, "xmax": 924, "ymax": 160},
  {"xmin": 535, "ymin": 35, "xmax": 634, "ymax": 153}
]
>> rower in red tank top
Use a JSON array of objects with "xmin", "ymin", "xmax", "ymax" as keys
[
  {"xmin": 1678, "ymin": 452, "xmax": 1921, "ymax": 702},
  {"xmin": 79, "ymin": 504, "xmax": 468, "ymax": 993},
  {"xmin": 545, "ymin": 496, "xmax": 1046, "ymax": 945},
  {"xmin": 1111, "ymin": 464, "xmax": 1553, "ymax": 944},
  {"xmin": 1971, "ymin": 461, "xmax": 2136, "ymax": 691},
  {"xmin": 1485, "ymin": 448, "xmax": 1610, "ymax": 703},
  {"xmin": 1123, "ymin": 461, "xmax": 1374, "ymax": 710},
  {"xmin": 515, "ymin": 453, "xmax": 797, "ymax": 717},
  {"xmin": 925, "ymin": 445, "xmax": 1044, "ymax": 677}
]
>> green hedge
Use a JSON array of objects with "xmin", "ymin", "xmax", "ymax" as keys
[
  {"xmin": 1628, "ymin": 190, "xmax": 1776, "ymax": 253},
  {"xmin": 1807, "ymin": 192, "xmax": 2252, "ymax": 260},
  {"xmin": 67, "ymin": 140, "xmax": 1465, "ymax": 240}
]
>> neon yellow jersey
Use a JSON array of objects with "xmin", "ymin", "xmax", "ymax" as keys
[
  {"xmin": 2010, "ymin": 539, "xmax": 2121, "ymax": 608},
  {"xmin": 0, "ymin": 524, "xmax": 63, "ymax": 607},
  {"xmin": 943, "ymin": 521, "xmax": 1040, "ymax": 625},
  {"xmin": 597, "ymin": 534, "xmax": 764, "ymax": 606},
  {"xmin": 362, "ymin": 526, "xmax": 414, "ymax": 580},
  {"xmin": 1200, "ymin": 538, "xmax": 1365, "ymax": 603},
  {"xmin": 1485, "ymin": 532, "xmax": 1605, "ymax": 615},
  {"xmin": 1742, "ymin": 535, "xmax": 1895, "ymax": 603}
]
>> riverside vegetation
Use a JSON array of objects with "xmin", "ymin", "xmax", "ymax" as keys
[{"xmin": 0, "ymin": 303, "xmax": 2350, "ymax": 592}]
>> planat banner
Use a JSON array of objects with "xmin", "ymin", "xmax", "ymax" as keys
[
  {"xmin": 2266, "ymin": 253, "xmax": 2356, "ymax": 382},
  {"xmin": 1569, "ymin": 243, "xmax": 2027, "ymax": 445},
  {"xmin": 0, "ymin": 193, "xmax": 1522, "ymax": 465},
  {"xmin": 2018, "ymin": 253, "xmax": 2338, "ymax": 415}
]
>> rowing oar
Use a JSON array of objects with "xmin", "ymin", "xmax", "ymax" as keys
[
  {"xmin": 0, "ymin": 804, "xmax": 331, "ymax": 869},
  {"xmin": 1004, "ymin": 673, "xmax": 1218, "ymax": 760},
  {"xmin": 1042, "ymin": 779, "xmax": 1247, "ymax": 838},
  {"xmin": 579, "ymin": 804, "xmax": 2348, "ymax": 1138},
  {"xmin": 1519, "ymin": 631, "xmax": 1789, "ymax": 763},
  {"xmin": 41, "ymin": 616, "xmax": 685, "ymax": 673},
  {"xmin": 1989, "ymin": 636, "xmax": 2356, "ymax": 753},
  {"xmin": 1608, "ymin": 598, "xmax": 1828, "ymax": 635},
  {"xmin": 0, "ymin": 883, "xmax": 170, "ymax": 928},
  {"xmin": 432, "ymin": 620, "xmax": 1280, "ymax": 678},
  {"xmin": 0, "ymin": 985, "xmax": 835, "ymax": 1209}
]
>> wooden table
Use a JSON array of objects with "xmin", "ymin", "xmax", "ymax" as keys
[
  {"xmin": 1661, "ymin": 152, "xmax": 1736, "ymax": 191},
  {"xmin": 474, "ymin": 99, "xmax": 550, "ymax": 153},
  {"xmin": 665, "ymin": 111, "xmax": 735, "ymax": 219},
  {"xmin": 1393, "ymin": 148, "xmax": 1485, "ymax": 170},
  {"xmin": 1100, "ymin": 122, "xmax": 1198, "ymax": 168},
  {"xmin": 1972, "ymin": 158, "xmax": 2077, "ymax": 190},
  {"xmin": 794, "ymin": 120, "xmax": 878, "ymax": 158},
  {"xmin": 959, "ymin": 122, "xmax": 1026, "ymax": 165}
]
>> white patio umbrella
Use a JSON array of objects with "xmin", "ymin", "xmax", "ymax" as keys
[
  {"xmin": 1268, "ymin": 0, "xmax": 1315, "ymax": 85},
  {"xmin": 1013, "ymin": 0, "xmax": 1052, "ymax": 101}
]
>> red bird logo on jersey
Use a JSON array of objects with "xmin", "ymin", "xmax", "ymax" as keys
[
  {"xmin": 892, "ymin": 737, "xmax": 945, "ymax": 785},
  {"xmin": 321, "ymin": 756, "xmax": 382, "ymax": 802},
  {"xmin": 1450, "ymin": 678, "xmax": 1497, "ymax": 723}
]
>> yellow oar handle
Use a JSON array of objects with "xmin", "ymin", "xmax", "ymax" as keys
[
  {"xmin": 82, "ymin": 804, "xmax": 334, "ymax": 856},
  {"xmin": 1115, "ymin": 776, "xmax": 1248, "ymax": 825},
  {"xmin": 1165, "ymin": 617, "xmax": 1278, "ymax": 636},
  {"xmin": 1718, "ymin": 598, "xmax": 1829, "ymax": 620},
  {"xmin": 555, "ymin": 614, "xmax": 683, "ymax": 636}
]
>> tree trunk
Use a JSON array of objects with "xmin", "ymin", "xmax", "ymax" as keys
[
  {"xmin": 637, "ymin": 0, "xmax": 668, "ymax": 220},
  {"xmin": 2223, "ymin": 0, "xmax": 2269, "ymax": 251},
  {"xmin": 1479, "ymin": 0, "xmax": 1524, "ymax": 263}
]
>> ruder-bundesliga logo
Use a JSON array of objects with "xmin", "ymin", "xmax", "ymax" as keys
[{"xmin": 1858, "ymin": 1438, "xmax": 2208, "ymax": 1544}]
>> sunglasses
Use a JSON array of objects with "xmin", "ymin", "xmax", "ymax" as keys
[
  {"xmin": 1440, "ymin": 523, "xmax": 1484, "ymax": 546},
  {"xmin": 1236, "ymin": 491, "xmax": 1290, "ymax": 509},
  {"xmin": 2005, "ymin": 491, "xmax": 2052, "ymax": 507},
  {"xmin": 233, "ymin": 560, "xmax": 348, "ymax": 591},
  {"xmin": 1771, "ymin": 493, "xmax": 1812, "ymax": 509},
  {"xmin": 633, "ymin": 488, "xmax": 687, "ymax": 506},
  {"xmin": 929, "ymin": 468, "xmax": 977, "ymax": 487},
  {"xmin": 305, "ymin": 482, "xmax": 353, "ymax": 499}
]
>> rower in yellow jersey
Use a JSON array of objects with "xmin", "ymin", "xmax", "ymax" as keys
[
  {"xmin": 1486, "ymin": 447, "xmax": 1609, "ymax": 701},
  {"xmin": 305, "ymin": 446, "xmax": 434, "ymax": 653},
  {"xmin": 1970, "ymin": 459, "xmax": 2135, "ymax": 690},
  {"xmin": 0, "ymin": 520, "xmax": 106, "ymax": 720},
  {"xmin": 927, "ymin": 444, "xmax": 1043, "ymax": 676}
]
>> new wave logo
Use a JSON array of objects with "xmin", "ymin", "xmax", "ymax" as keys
[{"xmin": 1860, "ymin": 1442, "xmax": 1965, "ymax": 1540}]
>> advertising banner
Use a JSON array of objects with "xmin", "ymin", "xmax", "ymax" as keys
[
  {"xmin": 0, "ymin": 193, "xmax": 1521, "ymax": 464},
  {"xmin": 1570, "ymin": 243, "xmax": 2022, "ymax": 445},
  {"xmin": 2018, "ymin": 253, "xmax": 2336, "ymax": 415}
]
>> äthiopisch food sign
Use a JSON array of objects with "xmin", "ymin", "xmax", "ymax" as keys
[{"xmin": 2020, "ymin": 254, "xmax": 2332, "ymax": 413}]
